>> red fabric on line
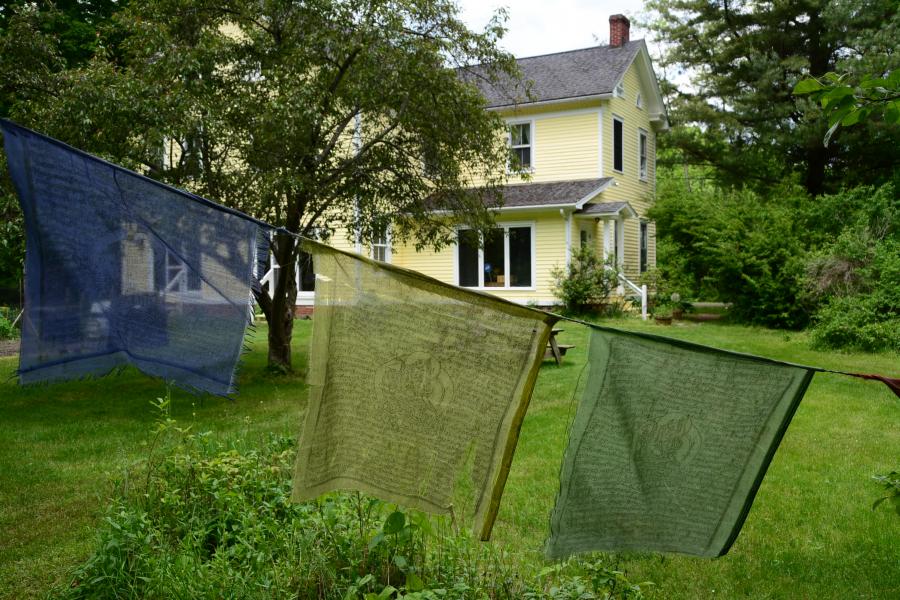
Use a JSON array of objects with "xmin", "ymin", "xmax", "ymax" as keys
[{"xmin": 843, "ymin": 373, "xmax": 900, "ymax": 399}]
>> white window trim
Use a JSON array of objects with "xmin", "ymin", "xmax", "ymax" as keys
[
  {"xmin": 612, "ymin": 115, "xmax": 625, "ymax": 174},
  {"xmin": 636, "ymin": 93, "xmax": 643, "ymax": 109},
  {"xmin": 613, "ymin": 81, "xmax": 625, "ymax": 98},
  {"xmin": 160, "ymin": 248, "xmax": 202, "ymax": 297},
  {"xmin": 371, "ymin": 225, "xmax": 392, "ymax": 263},
  {"xmin": 638, "ymin": 128, "xmax": 649, "ymax": 182},
  {"xmin": 454, "ymin": 221, "xmax": 537, "ymax": 291},
  {"xmin": 506, "ymin": 118, "xmax": 535, "ymax": 174}
]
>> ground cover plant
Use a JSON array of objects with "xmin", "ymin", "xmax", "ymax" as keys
[{"xmin": 1, "ymin": 320, "xmax": 898, "ymax": 598}]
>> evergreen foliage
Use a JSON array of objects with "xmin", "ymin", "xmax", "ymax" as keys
[{"xmin": 643, "ymin": 0, "xmax": 900, "ymax": 195}]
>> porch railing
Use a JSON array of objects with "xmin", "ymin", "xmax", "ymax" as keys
[{"xmin": 606, "ymin": 267, "xmax": 647, "ymax": 320}]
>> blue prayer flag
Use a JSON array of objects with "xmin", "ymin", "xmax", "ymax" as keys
[{"xmin": 2, "ymin": 120, "xmax": 267, "ymax": 396}]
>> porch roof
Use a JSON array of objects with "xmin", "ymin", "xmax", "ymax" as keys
[
  {"xmin": 574, "ymin": 201, "xmax": 637, "ymax": 218},
  {"xmin": 485, "ymin": 177, "xmax": 614, "ymax": 210}
]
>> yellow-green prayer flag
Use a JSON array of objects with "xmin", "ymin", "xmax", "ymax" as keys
[{"xmin": 293, "ymin": 240, "xmax": 557, "ymax": 539}]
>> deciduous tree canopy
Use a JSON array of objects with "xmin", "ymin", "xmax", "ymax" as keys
[{"xmin": 0, "ymin": 0, "xmax": 523, "ymax": 369}]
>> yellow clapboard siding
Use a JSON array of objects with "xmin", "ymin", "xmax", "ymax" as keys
[{"xmin": 530, "ymin": 112, "xmax": 600, "ymax": 182}]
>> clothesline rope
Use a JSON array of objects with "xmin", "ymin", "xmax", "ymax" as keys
[
  {"xmin": 241, "ymin": 207, "xmax": 900, "ymax": 395},
  {"xmin": 2, "ymin": 119, "xmax": 895, "ymax": 396}
]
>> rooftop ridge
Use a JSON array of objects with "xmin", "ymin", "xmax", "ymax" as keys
[{"xmin": 510, "ymin": 39, "xmax": 643, "ymax": 62}]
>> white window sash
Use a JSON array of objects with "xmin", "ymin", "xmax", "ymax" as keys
[
  {"xmin": 456, "ymin": 222, "xmax": 535, "ymax": 289},
  {"xmin": 506, "ymin": 120, "xmax": 534, "ymax": 171},
  {"xmin": 638, "ymin": 129, "xmax": 648, "ymax": 180}
]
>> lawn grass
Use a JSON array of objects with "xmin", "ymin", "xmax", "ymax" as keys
[{"xmin": 1, "ymin": 318, "xmax": 898, "ymax": 599}]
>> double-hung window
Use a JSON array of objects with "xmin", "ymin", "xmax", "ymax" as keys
[
  {"xmin": 638, "ymin": 129, "xmax": 648, "ymax": 181},
  {"xmin": 457, "ymin": 224, "xmax": 533, "ymax": 289},
  {"xmin": 508, "ymin": 122, "xmax": 532, "ymax": 171},
  {"xmin": 157, "ymin": 246, "xmax": 201, "ymax": 295},
  {"xmin": 613, "ymin": 116, "xmax": 624, "ymax": 173},
  {"xmin": 371, "ymin": 225, "xmax": 391, "ymax": 263}
]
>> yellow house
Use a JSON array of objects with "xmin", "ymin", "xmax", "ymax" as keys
[{"xmin": 296, "ymin": 15, "xmax": 667, "ymax": 312}]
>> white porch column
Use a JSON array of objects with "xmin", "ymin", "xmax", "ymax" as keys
[
  {"xmin": 602, "ymin": 220, "xmax": 614, "ymax": 261},
  {"xmin": 562, "ymin": 209, "xmax": 573, "ymax": 266},
  {"xmin": 616, "ymin": 216, "xmax": 625, "ymax": 269}
]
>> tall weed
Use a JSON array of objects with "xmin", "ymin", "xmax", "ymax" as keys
[{"xmin": 56, "ymin": 398, "xmax": 648, "ymax": 599}]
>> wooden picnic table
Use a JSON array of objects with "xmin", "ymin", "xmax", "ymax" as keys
[{"xmin": 545, "ymin": 328, "xmax": 575, "ymax": 365}]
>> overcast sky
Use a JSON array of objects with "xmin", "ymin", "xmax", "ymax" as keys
[{"xmin": 456, "ymin": 0, "xmax": 651, "ymax": 58}]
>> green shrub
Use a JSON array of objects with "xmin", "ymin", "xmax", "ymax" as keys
[
  {"xmin": 0, "ymin": 308, "xmax": 17, "ymax": 339},
  {"xmin": 649, "ymin": 181, "xmax": 812, "ymax": 328},
  {"xmin": 56, "ymin": 411, "xmax": 648, "ymax": 599},
  {"xmin": 810, "ymin": 295, "xmax": 900, "ymax": 352},
  {"xmin": 551, "ymin": 246, "xmax": 619, "ymax": 315},
  {"xmin": 807, "ymin": 185, "xmax": 899, "ymax": 352}
]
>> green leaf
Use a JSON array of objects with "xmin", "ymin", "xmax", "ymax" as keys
[
  {"xmin": 405, "ymin": 572, "xmax": 425, "ymax": 592},
  {"xmin": 884, "ymin": 101, "xmax": 900, "ymax": 125},
  {"xmin": 823, "ymin": 120, "xmax": 842, "ymax": 147},
  {"xmin": 821, "ymin": 87, "xmax": 855, "ymax": 109},
  {"xmin": 841, "ymin": 108, "xmax": 863, "ymax": 126},
  {"xmin": 383, "ymin": 511, "xmax": 406, "ymax": 534},
  {"xmin": 859, "ymin": 77, "xmax": 887, "ymax": 89},
  {"xmin": 793, "ymin": 78, "xmax": 824, "ymax": 94}
]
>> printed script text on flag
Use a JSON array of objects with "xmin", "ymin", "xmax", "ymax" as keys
[
  {"xmin": 292, "ymin": 240, "xmax": 557, "ymax": 539},
  {"xmin": 546, "ymin": 327, "xmax": 814, "ymax": 558}
]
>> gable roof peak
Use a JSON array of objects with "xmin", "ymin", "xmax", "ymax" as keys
[{"xmin": 469, "ymin": 40, "xmax": 646, "ymax": 109}]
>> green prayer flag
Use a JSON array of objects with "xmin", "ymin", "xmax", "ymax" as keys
[
  {"xmin": 293, "ymin": 241, "xmax": 556, "ymax": 539},
  {"xmin": 546, "ymin": 327, "xmax": 814, "ymax": 558}
]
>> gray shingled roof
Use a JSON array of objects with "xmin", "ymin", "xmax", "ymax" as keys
[
  {"xmin": 465, "ymin": 41, "xmax": 644, "ymax": 109},
  {"xmin": 486, "ymin": 178, "xmax": 613, "ymax": 208},
  {"xmin": 575, "ymin": 201, "xmax": 635, "ymax": 217}
]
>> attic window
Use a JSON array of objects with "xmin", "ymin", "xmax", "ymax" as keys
[
  {"xmin": 636, "ymin": 93, "xmax": 643, "ymax": 109},
  {"xmin": 614, "ymin": 82, "xmax": 625, "ymax": 98}
]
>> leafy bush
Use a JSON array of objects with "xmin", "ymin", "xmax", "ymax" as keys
[
  {"xmin": 0, "ymin": 307, "xmax": 18, "ymax": 339},
  {"xmin": 810, "ymin": 295, "xmax": 900, "ymax": 352},
  {"xmin": 649, "ymin": 179, "xmax": 812, "ymax": 328},
  {"xmin": 551, "ymin": 246, "xmax": 619, "ymax": 315},
  {"xmin": 806, "ymin": 185, "xmax": 899, "ymax": 351},
  {"xmin": 651, "ymin": 170, "xmax": 898, "ymax": 339},
  {"xmin": 56, "ymin": 401, "xmax": 649, "ymax": 599}
]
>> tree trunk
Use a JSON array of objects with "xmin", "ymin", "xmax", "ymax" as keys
[
  {"xmin": 804, "ymin": 142, "xmax": 827, "ymax": 197},
  {"xmin": 258, "ymin": 232, "xmax": 298, "ymax": 371}
]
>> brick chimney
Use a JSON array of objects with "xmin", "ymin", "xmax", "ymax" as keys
[{"xmin": 609, "ymin": 14, "xmax": 630, "ymax": 47}]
